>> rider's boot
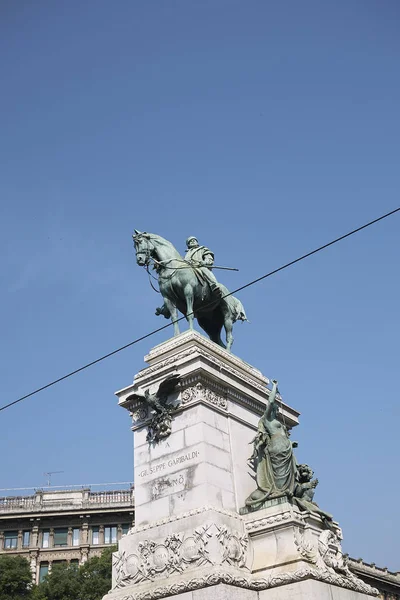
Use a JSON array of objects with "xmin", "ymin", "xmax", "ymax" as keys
[{"xmin": 210, "ymin": 282, "xmax": 223, "ymax": 299}]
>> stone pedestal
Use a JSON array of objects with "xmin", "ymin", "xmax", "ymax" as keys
[{"xmin": 105, "ymin": 331, "xmax": 377, "ymax": 600}]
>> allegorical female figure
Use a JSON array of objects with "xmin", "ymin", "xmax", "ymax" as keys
[{"xmin": 245, "ymin": 380, "xmax": 297, "ymax": 510}]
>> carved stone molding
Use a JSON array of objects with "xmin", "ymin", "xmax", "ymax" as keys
[
  {"xmin": 129, "ymin": 505, "xmax": 243, "ymax": 535},
  {"xmin": 144, "ymin": 332, "xmax": 267, "ymax": 383},
  {"xmin": 181, "ymin": 382, "xmax": 227, "ymax": 410},
  {"xmin": 244, "ymin": 509, "xmax": 294, "ymax": 532},
  {"xmin": 182, "ymin": 373, "xmax": 227, "ymax": 396},
  {"xmin": 38, "ymin": 550, "xmax": 79, "ymax": 561},
  {"xmin": 136, "ymin": 344, "xmax": 268, "ymax": 397},
  {"xmin": 135, "ymin": 348, "xmax": 197, "ymax": 380},
  {"xmin": 195, "ymin": 347, "xmax": 269, "ymax": 394},
  {"xmin": 113, "ymin": 565, "xmax": 378, "ymax": 600},
  {"xmin": 126, "ymin": 338, "xmax": 300, "ymax": 428},
  {"xmin": 113, "ymin": 522, "xmax": 249, "ymax": 589}
]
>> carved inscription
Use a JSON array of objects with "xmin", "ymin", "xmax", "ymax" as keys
[
  {"xmin": 151, "ymin": 473, "xmax": 187, "ymax": 501},
  {"xmin": 138, "ymin": 451, "xmax": 200, "ymax": 478}
]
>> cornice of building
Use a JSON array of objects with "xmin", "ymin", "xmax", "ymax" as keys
[
  {"xmin": 0, "ymin": 488, "xmax": 135, "ymax": 518},
  {"xmin": 349, "ymin": 557, "xmax": 400, "ymax": 588}
]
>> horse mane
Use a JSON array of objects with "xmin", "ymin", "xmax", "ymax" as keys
[{"xmin": 145, "ymin": 233, "xmax": 183, "ymax": 260}]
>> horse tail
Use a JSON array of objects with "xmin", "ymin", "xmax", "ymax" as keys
[{"xmin": 224, "ymin": 295, "xmax": 247, "ymax": 323}]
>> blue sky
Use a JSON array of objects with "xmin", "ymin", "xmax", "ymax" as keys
[{"xmin": 0, "ymin": 0, "xmax": 399, "ymax": 570}]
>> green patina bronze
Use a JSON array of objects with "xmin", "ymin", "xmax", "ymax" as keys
[
  {"xmin": 293, "ymin": 464, "xmax": 332, "ymax": 521},
  {"xmin": 132, "ymin": 231, "xmax": 247, "ymax": 352},
  {"xmin": 244, "ymin": 380, "xmax": 297, "ymax": 508},
  {"xmin": 242, "ymin": 380, "xmax": 332, "ymax": 521},
  {"xmin": 184, "ymin": 236, "xmax": 220, "ymax": 295},
  {"xmin": 129, "ymin": 375, "xmax": 181, "ymax": 444}
]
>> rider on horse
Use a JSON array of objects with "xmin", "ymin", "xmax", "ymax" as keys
[
  {"xmin": 133, "ymin": 229, "xmax": 246, "ymax": 350},
  {"xmin": 184, "ymin": 236, "xmax": 222, "ymax": 298}
]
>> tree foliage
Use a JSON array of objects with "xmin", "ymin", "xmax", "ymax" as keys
[
  {"xmin": 78, "ymin": 546, "xmax": 114, "ymax": 600},
  {"xmin": 0, "ymin": 554, "xmax": 33, "ymax": 600},
  {"xmin": 34, "ymin": 562, "xmax": 80, "ymax": 600},
  {"xmin": 34, "ymin": 546, "xmax": 114, "ymax": 600},
  {"xmin": 0, "ymin": 547, "xmax": 114, "ymax": 600}
]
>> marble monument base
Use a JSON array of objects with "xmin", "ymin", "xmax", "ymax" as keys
[
  {"xmin": 105, "ymin": 500, "xmax": 377, "ymax": 600},
  {"xmin": 104, "ymin": 332, "xmax": 377, "ymax": 600}
]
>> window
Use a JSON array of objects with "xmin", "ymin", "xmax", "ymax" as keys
[
  {"xmin": 104, "ymin": 526, "xmax": 117, "ymax": 544},
  {"xmin": 52, "ymin": 560, "xmax": 66, "ymax": 568},
  {"xmin": 70, "ymin": 559, "xmax": 79, "ymax": 568},
  {"xmin": 122, "ymin": 524, "xmax": 130, "ymax": 536},
  {"xmin": 54, "ymin": 528, "xmax": 68, "ymax": 547},
  {"xmin": 42, "ymin": 530, "xmax": 50, "ymax": 548},
  {"xmin": 72, "ymin": 528, "xmax": 80, "ymax": 546},
  {"xmin": 4, "ymin": 531, "xmax": 18, "ymax": 549},
  {"xmin": 92, "ymin": 526, "xmax": 99, "ymax": 545},
  {"xmin": 22, "ymin": 531, "xmax": 30, "ymax": 548},
  {"xmin": 39, "ymin": 563, "xmax": 49, "ymax": 583}
]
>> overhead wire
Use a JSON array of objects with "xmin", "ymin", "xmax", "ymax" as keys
[{"xmin": 0, "ymin": 207, "xmax": 398, "ymax": 413}]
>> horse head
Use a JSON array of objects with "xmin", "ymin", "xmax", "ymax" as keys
[{"xmin": 132, "ymin": 231, "xmax": 153, "ymax": 266}]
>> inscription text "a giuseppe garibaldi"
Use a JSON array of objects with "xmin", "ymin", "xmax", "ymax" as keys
[{"xmin": 138, "ymin": 450, "xmax": 200, "ymax": 478}]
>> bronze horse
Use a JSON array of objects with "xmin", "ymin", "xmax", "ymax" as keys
[{"xmin": 133, "ymin": 231, "xmax": 246, "ymax": 351}]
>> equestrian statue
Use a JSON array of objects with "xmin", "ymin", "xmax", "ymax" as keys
[{"xmin": 132, "ymin": 231, "xmax": 247, "ymax": 351}]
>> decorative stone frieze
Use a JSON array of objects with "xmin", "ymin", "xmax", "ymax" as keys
[
  {"xmin": 181, "ymin": 382, "xmax": 227, "ymax": 410},
  {"xmin": 113, "ymin": 521, "xmax": 248, "ymax": 589},
  {"xmin": 108, "ymin": 566, "xmax": 378, "ymax": 600}
]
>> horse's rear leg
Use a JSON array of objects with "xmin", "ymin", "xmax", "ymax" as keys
[
  {"xmin": 224, "ymin": 317, "xmax": 234, "ymax": 352},
  {"xmin": 211, "ymin": 333, "xmax": 226, "ymax": 348},
  {"xmin": 164, "ymin": 298, "xmax": 180, "ymax": 336}
]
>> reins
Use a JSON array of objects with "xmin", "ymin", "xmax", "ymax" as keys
[
  {"xmin": 145, "ymin": 265, "xmax": 162, "ymax": 294},
  {"xmin": 144, "ymin": 258, "xmax": 190, "ymax": 293},
  {"xmin": 134, "ymin": 234, "xmax": 238, "ymax": 297}
]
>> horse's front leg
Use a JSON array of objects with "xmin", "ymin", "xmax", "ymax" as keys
[
  {"xmin": 163, "ymin": 297, "xmax": 180, "ymax": 336},
  {"xmin": 184, "ymin": 285, "xmax": 194, "ymax": 330}
]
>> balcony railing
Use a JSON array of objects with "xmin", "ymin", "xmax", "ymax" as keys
[
  {"xmin": 0, "ymin": 496, "xmax": 36, "ymax": 511},
  {"xmin": 0, "ymin": 489, "xmax": 134, "ymax": 513},
  {"xmin": 88, "ymin": 490, "xmax": 132, "ymax": 504}
]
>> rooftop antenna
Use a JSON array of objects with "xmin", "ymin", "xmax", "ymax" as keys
[{"xmin": 43, "ymin": 471, "xmax": 64, "ymax": 487}]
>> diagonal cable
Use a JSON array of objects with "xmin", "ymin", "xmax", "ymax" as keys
[{"xmin": 0, "ymin": 207, "xmax": 398, "ymax": 413}]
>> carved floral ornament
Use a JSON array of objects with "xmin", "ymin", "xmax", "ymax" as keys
[
  {"xmin": 181, "ymin": 382, "xmax": 227, "ymax": 410},
  {"xmin": 112, "ymin": 522, "xmax": 248, "ymax": 589}
]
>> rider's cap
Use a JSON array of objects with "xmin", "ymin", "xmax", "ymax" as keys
[{"xmin": 186, "ymin": 236, "xmax": 198, "ymax": 246}]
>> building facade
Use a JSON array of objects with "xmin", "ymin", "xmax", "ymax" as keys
[
  {"xmin": 348, "ymin": 558, "xmax": 400, "ymax": 600},
  {"xmin": 0, "ymin": 488, "xmax": 134, "ymax": 584}
]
